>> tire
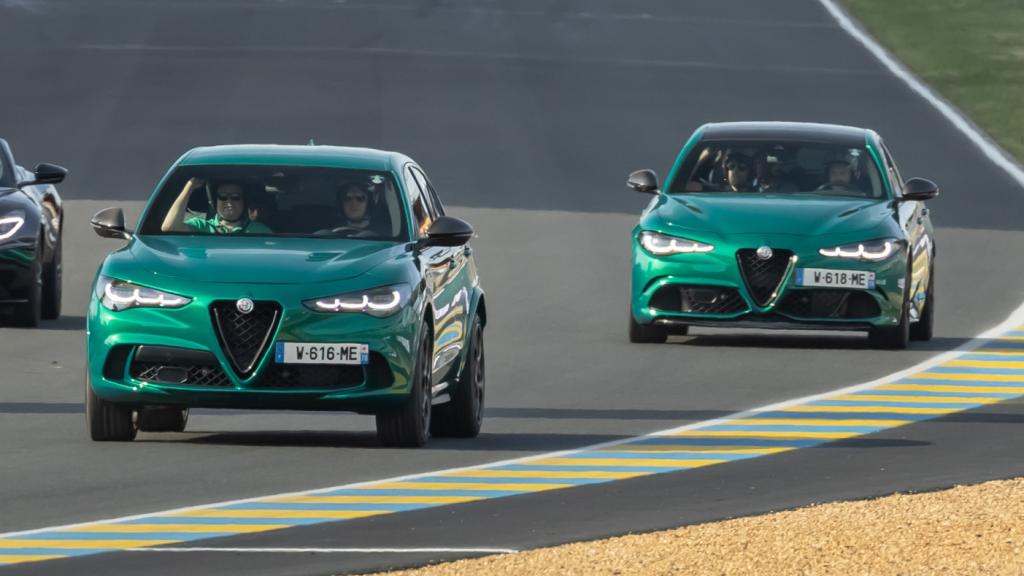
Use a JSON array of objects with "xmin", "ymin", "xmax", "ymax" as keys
[
  {"xmin": 10, "ymin": 256, "xmax": 42, "ymax": 327},
  {"xmin": 432, "ymin": 316, "xmax": 484, "ymax": 438},
  {"xmin": 138, "ymin": 407, "xmax": 189, "ymax": 432},
  {"xmin": 376, "ymin": 324, "xmax": 432, "ymax": 447},
  {"xmin": 869, "ymin": 267, "xmax": 911, "ymax": 350},
  {"xmin": 42, "ymin": 233, "xmax": 62, "ymax": 320},
  {"xmin": 629, "ymin": 309, "xmax": 667, "ymax": 343},
  {"xmin": 910, "ymin": 269, "xmax": 934, "ymax": 342},
  {"xmin": 86, "ymin": 368, "xmax": 137, "ymax": 441}
]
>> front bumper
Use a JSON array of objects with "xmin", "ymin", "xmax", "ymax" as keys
[
  {"xmin": 0, "ymin": 245, "xmax": 35, "ymax": 303},
  {"xmin": 631, "ymin": 239, "xmax": 907, "ymax": 330},
  {"xmin": 87, "ymin": 284, "xmax": 423, "ymax": 413}
]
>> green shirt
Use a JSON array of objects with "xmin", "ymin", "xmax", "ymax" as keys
[{"xmin": 184, "ymin": 215, "xmax": 272, "ymax": 234}]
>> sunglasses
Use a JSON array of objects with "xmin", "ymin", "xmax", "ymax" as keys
[
  {"xmin": 217, "ymin": 194, "xmax": 243, "ymax": 202},
  {"xmin": 344, "ymin": 195, "xmax": 368, "ymax": 204},
  {"xmin": 725, "ymin": 160, "xmax": 750, "ymax": 172}
]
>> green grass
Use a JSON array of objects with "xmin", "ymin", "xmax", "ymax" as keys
[{"xmin": 842, "ymin": 0, "xmax": 1024, "ymax": 159}]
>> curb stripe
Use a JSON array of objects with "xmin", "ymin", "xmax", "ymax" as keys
[{"xmin": 6, "ymin": 304, "xmax": 1024, "ymax": 566}]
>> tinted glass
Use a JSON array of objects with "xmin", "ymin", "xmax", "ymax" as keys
[
  {"xmin": 668, "ymin": 140, "xmax": 886, "ymax": 198},
  {"xmin": 139, "ymin": 165, "xmax": 408, "ymax": 241},
  {"xmin": 403, "ymin": 166, "xmax": 433, "ymax": 238}
]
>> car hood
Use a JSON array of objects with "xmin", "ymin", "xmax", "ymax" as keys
[
  {"xmin": 652, "ymin": 193, "xmax": 894, "ymax": 237},
  {"xmin": 128, "ymin": 235, "xmax": 405, "ymax": 284}
]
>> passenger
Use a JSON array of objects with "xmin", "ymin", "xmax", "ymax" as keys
[
  {"xmin": 816, "ymin": 154, "xmax": 861, "ymax": 192},
  {"xmin": 162, "ymin": 178, "xmax": 272, "ymax": 234},
  {"xmin": 320, "ymin": 182, "xmax": 377, "ymax": 236}
]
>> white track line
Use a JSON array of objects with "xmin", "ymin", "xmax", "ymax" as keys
[
  {"xmin": 124, "ymin": 547, "xmax": 518, "ymax": 555},
  {"xmin": 817, "ymin": 0, "xmax": 1024, "ymax": 188},
  {"xmin": 3, "ymin": 0, "xmax": 1024, "ymax": 546}
]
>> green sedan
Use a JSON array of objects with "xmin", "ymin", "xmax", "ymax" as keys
[
  {"xmin": 86, "ymin": 145, "xmax": 486, "ymax": 447},
  {"xmin": 628, "ymin": 122, "xmax": 937, "ymax": 349}
]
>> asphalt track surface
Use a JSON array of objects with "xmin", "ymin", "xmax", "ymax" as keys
[{"xmin": 1, "ymin": 0, "xmax": 1024, "ymax": 574}]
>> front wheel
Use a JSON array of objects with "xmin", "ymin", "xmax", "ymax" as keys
[
  {"xmin": 869, "ymin": 284, "xmax": 910, "ymax": 350},
  {"xmin": 86, "ymin": 369, "xmax": 137, "ymax": 441},
  {"xmin": 629, "ymin": 308, "xmax": 667, "ymax": 343},
  {"xmin": 138, "ymin": 407, "xmax": 189, "ymax": 432},
  {"xmin": 42, "ymin": 233, "xmax": 62, "ymax": 320},
  {"xmin": 910, "ymin": 270, "xmax": 934, "ymax": 342},
  {"xmin": 432, "ymin": 315, "xmax": 484, "ymax": 438},
  {"xmin": 376, "ymin": 324, "xmax": 432, "ymax": 447}
]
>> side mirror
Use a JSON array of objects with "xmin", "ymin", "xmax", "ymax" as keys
[
  {"xmin": 421, "ymin": 216, "xmax": 474, "ymax": 248},
  {"xmin": 901, "ymin": 177, "xmax": 939, "ymax": 202},
  {"xmin": 627, "ymin": 169, "xmax": 660, "ymax": 194},
  {"xmin": 91, "ymin": 207, "xmax": 132, "ymax": 240},
  {"xmin": 17, "ymin": 163, "xmax": 68, "ymax": 187}
]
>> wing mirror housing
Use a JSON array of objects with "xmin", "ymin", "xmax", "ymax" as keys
[
  {"xmin": 900, "ymin": 177, "xmax": 939, "ymax": 202},
  {"xmin": 91, "ymin": 207, "xmax": 132, "ymax": 240},
  {"xmin": 627, "ymin": 169, "xmax": 660, "ymax": 194},
  {"xmin": 17, "ymin": 163, "xmax": 68, "ymax": 188},
  {"xmin": 420, "ymin": 216, "xmax": 474, "ymax": 248}
]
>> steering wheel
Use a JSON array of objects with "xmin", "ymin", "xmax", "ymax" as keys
[
  {"xmin": 314, "ymin": 226, "xmax": 375, "ymax": 238},
  {"xmin": 815, "ymin": 183, "xmax": 856, "ymax": 193}
]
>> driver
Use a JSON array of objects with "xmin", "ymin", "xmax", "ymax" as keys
[
  {"xmin": 817, "ymin": 153, "xmax": 861, "ymax": 192},
  {"xmin": 162, "ymin": 178, "xmax": 272, "ymax": 234},
  {"xmin": 719, "ymin": 152, "xmax": 757, "ymax": 192},
  {"xmin": 336, "ymin": 182, "xmax": 373, "ymax": 232}
]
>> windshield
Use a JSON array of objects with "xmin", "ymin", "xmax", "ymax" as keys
[
  {"xmin": 668, "ymin": 140, "xmax": 886, "ymax": 199},
  {"xmin": 139, "ymin": 165, "xmax": 408, "ymax": 241}
]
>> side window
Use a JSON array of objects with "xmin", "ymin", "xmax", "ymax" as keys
[
  {"xmin": 880, "ymin": 144, "xmax": 904, "ymax": 196},
  {"xmin": 410, "ymin": 166, "xmax": 446, "ymax": 216},
  {"xmin": 403, "ymin": 166, "xmax": 433, "ymax": 238}
]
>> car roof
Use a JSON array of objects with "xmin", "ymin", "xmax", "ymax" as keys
[
  {"xmin": 179, "ymin": 144, "xmax": 405, "ymax": 171},
  {"xmin": 700, "ymin": 122, "xmax": 871, "ymax": 146}
]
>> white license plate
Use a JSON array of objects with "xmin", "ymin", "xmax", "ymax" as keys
[
  {"xmin": 795, "ymin": 268, "xmax": 875, "ymax": 289},
  {"xmin": 274, "ymin": 342, "xmax": 369, "ymax": 365}
]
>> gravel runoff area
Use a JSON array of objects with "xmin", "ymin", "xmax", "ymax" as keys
[{"xmin": 365, "ymin": 477, "xmax": 1024, "ymax": 576}]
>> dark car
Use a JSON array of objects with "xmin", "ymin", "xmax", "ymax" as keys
[{"xmin": 0, "ymin": 138, "xmax": 67, "ymax": 326}]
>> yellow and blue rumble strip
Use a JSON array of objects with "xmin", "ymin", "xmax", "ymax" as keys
[{"xmin": 3, "ymin": 325, "xmax": 1024, "ymax": 566}]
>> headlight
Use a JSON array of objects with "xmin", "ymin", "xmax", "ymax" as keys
[
  {"xmin": 96, "ymin": 275, "xmax": 192, "ymax": 311},
  {"xmin": 638, "ymin": 230, "xmax": 714, "ymax": 255},
  {"xmin": 304, "ymin": 284, "xmax": 412, "ymax": 317},
  {"xmin": 0, "ymin": 211, "xmax": 26, "ymax": 241},
  {"xmin": 819, "ymin": 238, "xmax": 900, "ymax": 261}
]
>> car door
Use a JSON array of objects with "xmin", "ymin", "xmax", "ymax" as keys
[
  {"xmin": 403, "ymin": 165, "xmax": 464, "ymax": 385},
  {"xmin": 881, "ymin": 142, "xmax": 931, "ymax": 319}
]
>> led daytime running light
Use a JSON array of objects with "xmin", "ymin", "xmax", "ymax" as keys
[
  {"xmin": 639, "ymin": 231, "xmax": 714, "ymax": 255},
  {"xmin": 104, "ymin": 282, "xmax": 188, "ymax": 308},
  {"xmin": 314, "ymin": 290, "xmax": 402, "ymax": 312},
  {"xmin": 819, "ymin": 241, "xmax": 894, "ymax": 261},
  {"xmin": 0, "ymin": 216, "xmax": 25, "ymax": 241}
]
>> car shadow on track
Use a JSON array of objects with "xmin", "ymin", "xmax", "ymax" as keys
[
  {"xmin": 673, "ymin": 333, "xmax": 972, "ymax": 351},
  {"xmin": 161, "ymin": 430, "xmax": 631, "ymax": 451}
]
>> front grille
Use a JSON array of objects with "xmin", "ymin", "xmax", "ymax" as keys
[
  {"xmin": 251, "ymin": 364, "xmax": 364, "ymax": 390},
  {"xmin": 778, "ymin": 290, "xmax": 881, "ymax": 319},
  {"xmin": 737, "ymin": 249, "xmax": 793, "ymax": 306},
  {"xmin": 650, "ymin": 285, "xmax": 747, "ymax": 315},
  {"xmin": 210, "ymin": 301, "xmax": 281, "ymax": 377},
  {"xmin": 130, "ymin": 362, "xmax": 232, "ymax": 388}
]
